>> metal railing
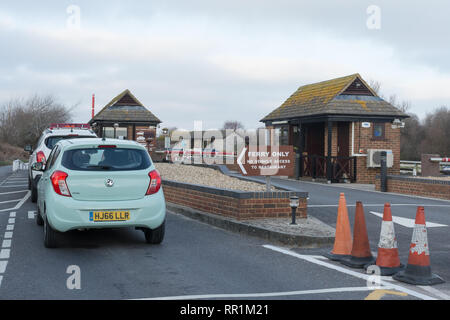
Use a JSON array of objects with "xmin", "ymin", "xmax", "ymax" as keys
[
  {"xmin": 400, "ymin": 160, "xmax": 448, "ymax": 175},
  {"xmin": 12, "ymin": 160, "xmax": 28, "ymax": 172}
]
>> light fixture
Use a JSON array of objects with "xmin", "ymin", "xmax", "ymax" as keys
[{"xmin": 290, "ymin": 195, "xmax": 299, "ymax": 225}]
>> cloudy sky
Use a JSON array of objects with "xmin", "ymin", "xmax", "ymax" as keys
[{"xmin": 0, "ymin": 0, "xmax": 449, "ymax": 130}]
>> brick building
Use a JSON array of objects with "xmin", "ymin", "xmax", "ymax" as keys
[
  {"xmin": 261, "ymin": 74, "xmax": 409, "ymax": 183},
  {"xmin": 89, "ymin": 89, "xmax": 161, "ymax": 155}
]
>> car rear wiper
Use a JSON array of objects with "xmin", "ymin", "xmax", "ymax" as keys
[{"xmin": 87, "ymin": 165, "xmax": 112, "ymax": 170}]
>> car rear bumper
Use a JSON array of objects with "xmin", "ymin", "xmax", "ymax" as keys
[{"xmin": 45, "ymin": 189, "xmax": 166, "ymax": 232}]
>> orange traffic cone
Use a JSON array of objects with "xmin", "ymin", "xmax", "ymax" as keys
[
  {"xmin": 393, "ymin": 207, "xmax": 444, "ymax": 285},
  {"xmin": 341, "ymin": 201, "xmax": 375, "ymax": 268},
  {"xmin": 324, "ymin": 193, "xmax": 352, "ymax": 261},
  {"xmin": 365, "ymin": 203, "xmax": 403, "ymax": 276}
]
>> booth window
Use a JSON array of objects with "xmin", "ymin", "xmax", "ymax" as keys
[{"xmin": 372, "ymin": 123, "xmax": 385, "ymax": 140}]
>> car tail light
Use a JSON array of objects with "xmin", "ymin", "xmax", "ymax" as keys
[
  {"xmin": 36, "ymin": 151, "xmax": 46, "ymax": 163},
  {"xmin": 146, "ymin": 170, "xmax": 161, "ymax": 195},
  {"xmin": 50, "ymin": 171, "xmax": 71, "ymax": 197},
  {"xmin": 98, "ymin": 145, "xmax": 117, "ymax": 149}
]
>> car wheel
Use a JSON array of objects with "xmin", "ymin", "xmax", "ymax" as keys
[
  {"xmin": 31, "ymin": 183, "xmax": 38, "ymax": 203},
  {"xmin": 44, "ymin": 216, "xmax": 58, "ymax": 248},
  {"xmin": 36, "ymin": 207, "xmax": 44, "ymax": 226},
  {"xmin": 143, "ymin": 221, "xmax": 165, "ymax": 244}
]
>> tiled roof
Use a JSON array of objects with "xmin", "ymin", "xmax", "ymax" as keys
[
  {"xmin": 261, "ymin": 74, "xmax": 407, "ymax": 122},
  {"xmin": 90, "ymin": 89, "xmax": 161, "ymax": 124}
]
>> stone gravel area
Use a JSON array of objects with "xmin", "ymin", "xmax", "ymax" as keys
[
  {"xmin": 155, "ymin": 163, "xmax": 278, "ymax": 191},
  {"xmin": 243, "ymin": 216, "xmax": 335, "ymax": 238}
]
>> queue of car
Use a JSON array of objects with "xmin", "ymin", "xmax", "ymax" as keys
[{"xmin": 24, "ymin": 124, "xmax": 166, "ymax": 248}]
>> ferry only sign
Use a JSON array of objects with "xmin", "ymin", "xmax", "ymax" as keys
[{"xmin": 237, "ymin": 146, "xmax": 295, "ymax": 176}]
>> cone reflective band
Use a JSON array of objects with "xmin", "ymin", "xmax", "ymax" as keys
[
  {"xmin": 365, "ymin": 203, "xmax": 403, "ymax": 276},
  {"xmin": 341, "ymin": 201, "xmax": 375, "ymax": 268},
  {"xmin": 393, "ymin": 207, "xmax": 444, "ymax": 285},
  {"xmin": 324, "ymin": 193, "xmax": 352, "ymax": 261}
]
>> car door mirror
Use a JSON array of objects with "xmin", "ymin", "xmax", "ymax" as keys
[
  {"xmin": 24, "ymin": 145, "xmax": 33, "ymax": 153},
  {"xmin": 31, "ymin": 162, "xmax": 44, "ymax": 172}
]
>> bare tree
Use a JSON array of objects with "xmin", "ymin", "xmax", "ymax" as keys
[
  {"xmin": 222, "ymin": 120, "xmax": 244, "ymax": 131},
  {"xmin": 0, "ymin": 94, "xmax": 73, "ymax": 147}
]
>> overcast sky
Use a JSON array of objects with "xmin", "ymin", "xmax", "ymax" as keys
[{"xmin": 1, "ymin": 0, "xmax": 449, "ymax": 130}]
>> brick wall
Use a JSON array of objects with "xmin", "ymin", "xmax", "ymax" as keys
[
  {"xmin": 162, "ymin": 180, "xmax": 308, "ymax": 220},
  {"xmin": 375, "ymin": 175, "xmax": 450, "ymax": 200},
  {"xmin": 353, "ymin": 122, "xmax": 401, "ymax": 184}
]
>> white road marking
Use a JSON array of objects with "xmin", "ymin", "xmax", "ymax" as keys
[
  {"xmin": 0, "ymin": 199, "xmax": 22, "ymax": 205},
  {"xmin": 0, "ymin": 185, "xmax": 28, "ymax": 188},
  {"xmin": 137, "ymin": 286, "xmax": 376, "ymax": 300},
  {"xmin": 0, "ymin": 261, "xmax": 7, "ymax": 273},
  {"xmin": 0, "ymin": 190, "xmax": 28, "ymax": 196},
  {"xmin": 0, "ymin": 191, "xmax": 31, "ymax": 213},
  {"xmin": 0, "ymin": 249, "xmax": 10, "ymax": 259},
  {"xmin": 418, "ymin": 286, "xmax": 450, "ymax": 300},
  {"xmin": 2, "ymin": 240, "xmax": 11, "ymax": 248},
  {"xmin": 369, "ymin": 211, "xmax": 448, "ymax": 228},
  {"xmin": 309, "ymin": 204, "xmax": 450, "ymax": 208},
  {"xmin": 262, "ymin": 245, "xmax": 436, "ymax": 300},
  {"xmin": 28, "ymin": 211, "xmax": 36, "ymax": 219},
  {"xmin": 0, "ymin": 210, "xmax": 18, "ymax": 289}
]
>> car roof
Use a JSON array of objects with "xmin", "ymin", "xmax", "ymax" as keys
[
  {"xmin": 57, "ymin": 138, "xmax": 145, "ymax": 150},
  {"xmin": 43, "ymin": 129, "xmax": 97, "ymax": 137}
]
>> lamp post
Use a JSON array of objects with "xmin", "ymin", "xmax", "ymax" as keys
[{"xmin": 290, "ymin": 195, "xmax": 299, "ymax": 225}]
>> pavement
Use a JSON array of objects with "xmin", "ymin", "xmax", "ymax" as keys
[{"xmin": 0, "ymin": 167, "xmax": 448, "ymax": 300}]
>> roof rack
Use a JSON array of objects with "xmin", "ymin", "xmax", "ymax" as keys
[{"xmin": 49, "ymin": 123, "xmax": 91, "ymax": 130}]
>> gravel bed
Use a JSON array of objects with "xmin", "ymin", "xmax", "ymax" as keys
[
  {"xmin": 243, "ymin": 217, "xmax": 335, "ymax": 237},
  {"xmin": 155, "ymin": 163, "xmax": 278, "ymax": 192}
]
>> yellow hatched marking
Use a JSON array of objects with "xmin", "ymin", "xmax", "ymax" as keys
[{"xmin": 365, "ymin": 289, "xmax": 408, "ymax": 300}]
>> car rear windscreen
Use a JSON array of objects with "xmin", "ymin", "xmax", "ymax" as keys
[
  {"xmin": 62, "ymin": 148, "xmax": 152, "ymax": 171},
  {"xmin": 45, "ymin": 136, "xmax": 96, "ymax": 149}
]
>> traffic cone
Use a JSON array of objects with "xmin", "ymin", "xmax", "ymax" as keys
[
  {"xmin": 324, "ymin": 193, "xmax": 352, "ymax": 261},
  {"xmin": 341, "ymin": 201, "xmax": 375, "ymax": 268},
  {"xmin": 393, "ymin": 207, "xmax": 444, "ymax": 285},
  {"xmin": 364, "ymin": 203, "xmax": 403, "ymax": 276}
]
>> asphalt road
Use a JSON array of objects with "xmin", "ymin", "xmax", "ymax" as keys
[{"xmin": 0, "ymin": 168, "xmax": 447, "ymax": 301}]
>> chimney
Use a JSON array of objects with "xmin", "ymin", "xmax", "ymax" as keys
[{"xmin": 92, "ymin": 94, "xmax": 95, "ymax": 119}]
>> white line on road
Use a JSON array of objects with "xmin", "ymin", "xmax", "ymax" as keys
[
  {"xmin": 28, "ymin": 211, "xmax": 36, "ymax": 219},
  {"xmin": 0, "ymin": 191, "xmax": 31, "ymax": 213},
  {"xmin": 137, "ymin": 286, "xmax": 376, "ymax": 300},
  {"xmin": 0, "ymin": 199, "xmax": 22, "ymax": 205},
  {"xmin": 6, "ymin": 225, "xmax": 14, "ymax": 231},
  {"xmin": 0, "ymin": 261, "xmax": 7, "ymax": 273},
  {"xmin": 4, "ymin": 232, "xmax": 13, "ymax": 239},
  {"xmin": 262, "ymin": 245, "xmax": 436, "ymax": 300},
  {"xmin": 418, "ymin": 286, "xmax": 450, "ymax": 300},
  {"xmin": 0, "ymin": 249, "xmax": 10, "ymax": 259},
  {"xmin": 2, "ymin": 240, "xmax": 11, "ymax": 248},
  {"xmin": 9, "ymin": 212, "xmax": 16, "ymax": 218},
  {"xmin": 369, "ymin": 211, "xmax": 448, "ymax": 228},
  {"xmin": 0, "ymin": 185, "xmax": 28, "ymax": 188},
  {"xmin": 309, "ymin": 204, "xmax": 450, "ymax": 208},
  {"xmin": 0, "ymin": 190, "xmax": 28, "ymax": 196}
]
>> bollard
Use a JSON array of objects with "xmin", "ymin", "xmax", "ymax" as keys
[
  {"xmin": 380, "ymin": 151, "xmax": 387, "ymax": 192},
  {"xmin": 290, "ymin": 196, "xmax": 299, "ymax": 225}
]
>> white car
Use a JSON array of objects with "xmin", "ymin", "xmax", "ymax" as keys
[{"xmin": 25, "ymin": 124, "xmax": 97, "ymax": 202}]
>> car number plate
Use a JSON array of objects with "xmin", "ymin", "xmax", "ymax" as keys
[{"xmin": 89, "ymin": 211, "xmax": 130, "ymax": 222}]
